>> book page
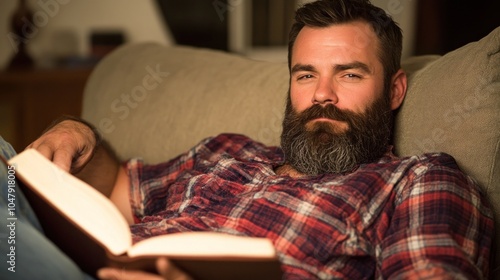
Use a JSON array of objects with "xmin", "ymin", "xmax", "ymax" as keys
[
  {"xmin": 9, "ymin": 149, "xmax": 131, "ymax": 256},
  {"xmin": 127, "ymin": 231, "xmax": 277, "ymax": 259}
]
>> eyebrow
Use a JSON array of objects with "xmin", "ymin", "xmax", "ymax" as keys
[
  {"xmin": 291, "ymin": 63, "xmax": 316, "ymax": 74},
  {"xmin": 335, "ymin": 62, "xmax": 372, "ymax": 74},
  {"xmin": 291, "ymin": 61, "xmax": 372, "ymax": 75}
]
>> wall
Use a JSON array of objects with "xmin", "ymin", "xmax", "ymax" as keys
[
  {"xmin": 371, "ymin": 0, "xmax": 416, "ymax": 59},
  {"xmin": 0, "ymin": 0, "xmax": 174, "ymax": 69},
  {"xmin": 0, "ymin": 0, "xmax": 416, "ymax": 68},
  {"xmin": 240, "ymin": 0, "xmax": 416, "ymax": 62}
]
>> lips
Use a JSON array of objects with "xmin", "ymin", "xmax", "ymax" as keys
[
  {"xmin": 306, "ymin": 119, "xmax": 348, "ymax": 133},
  {"xmin": 301, "ymin": 104, "xmax": 350, "ymax": 125}
]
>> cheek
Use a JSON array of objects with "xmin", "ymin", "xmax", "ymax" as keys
[
  {"xmin": 339, "ymin": 94, "xmax": 372, "ymax": 113},
  {"xmin": 290, "ymin": 84, "xmax": 312, "ymax": 113},
  {"xmin": 337, "ymin": 84, "xmax": 382, "ymax": 113}
]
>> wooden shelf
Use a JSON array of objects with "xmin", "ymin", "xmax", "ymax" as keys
[{"xmin": 0, "ymin": 68, "xmax": 92, "ymax": 152}]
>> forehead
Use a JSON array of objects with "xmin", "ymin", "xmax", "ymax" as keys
[{"xmin": 292, "ymin": 21, "xmax": 381, "ymax": 66}]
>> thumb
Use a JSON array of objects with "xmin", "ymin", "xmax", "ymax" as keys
[{"xmin": 157, "ymin": 258, "xmax": 193, "ymax": 280}]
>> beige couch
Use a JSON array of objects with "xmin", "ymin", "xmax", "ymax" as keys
[{"xmin": 82, "ymin": 27, "xmax": 500, "ymax": 277}]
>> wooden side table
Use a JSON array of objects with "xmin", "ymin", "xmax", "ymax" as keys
[{"xmin": 0, "ymin": 68, "xmax": 93, "ymax": 152}]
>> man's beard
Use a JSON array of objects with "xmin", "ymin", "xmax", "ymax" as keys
[{"xmin": 280, "ymin": 91, "xmax": 393, "ymax": 176}]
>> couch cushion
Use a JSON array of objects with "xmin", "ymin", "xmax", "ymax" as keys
[{"xmin": 394, "ymin": 27, "xmax": 500, "ymax": 272}]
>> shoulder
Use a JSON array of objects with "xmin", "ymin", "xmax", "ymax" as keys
[
  {"xmin": 366, "ymin": 152, "xmax": 469, "ymax": 188},
  {"xmin": 395, "ymin": 152, "xmax": 487, "ymax": 207},
  {"xmin": 381, "ymin": 152, "xmax": 493, "ymax": 279},
  {"xmin": 392, "ymin": 152, "xmax": 493, "ymax": 230},
  {"xmin": 398, "ymin": 152, "xmax": 468, "ymax": 181},
  {"xmin": 408, "ymin": 152, "xmax": 461, "ymax": 169}
]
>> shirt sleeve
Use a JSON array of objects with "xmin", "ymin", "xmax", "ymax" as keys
[
  {"xmin": 378, "ymin": 155, "xmax": 494, "ymax": 279},
  {"xmin": 124, "ymin": 137, "xmax": 214, "ymax": 220}
]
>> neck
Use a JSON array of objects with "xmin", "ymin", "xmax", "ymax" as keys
[{"xmin": 274, "ymin": 164, "xmax": 307, "ymax": 178}]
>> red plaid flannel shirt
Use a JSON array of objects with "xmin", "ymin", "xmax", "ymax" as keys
[{"xmin": 125, "ymin": 134, "xmax": 493, "ymax": 279}]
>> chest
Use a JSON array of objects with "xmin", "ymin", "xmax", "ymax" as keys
[{"xmin": 167, "ymin": 160, "xmax": 399, "ymax": 242}]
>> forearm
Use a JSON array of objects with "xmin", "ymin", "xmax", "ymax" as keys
[
  {"xmin": 64, "ymin": 118, "xmax": 132, "ymax": 221},
  {"xmin": 73, "ymin": 139, "xmax": 120, "ymax": 197}
]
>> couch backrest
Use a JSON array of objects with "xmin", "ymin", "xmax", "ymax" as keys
[
  {"xmin": 82, "ymin": 27, "xmax": 500, "ymax": 276},
  {"xmin": 83, "ymin": 44, "xmax": 288, "ymax": 163}
]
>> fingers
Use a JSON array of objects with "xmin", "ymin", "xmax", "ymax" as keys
[
  {"xmin": 97, "ymin": 267, "xmax": 165, "ymax": 280},
  {"xmin": 26, "ymin": 120, "xmax": 97, "ymax": 173},
  {"xmin": 96, "ymin": 259, "xmax": 193, "ymax": 280},
  {"xmin": 28, "ymin": 138, "xmax": 76, "ymax": 172},
  {"xmin": 52, "ymin": 147, "xmax": 76, "ymax": 172},
  {"xmin": 157, "ymin": 258, "xmax": 193, "ymax": 280},
  {"xmin": 29, "ymin": 142, "xmax": 54, "ymax": 161}
]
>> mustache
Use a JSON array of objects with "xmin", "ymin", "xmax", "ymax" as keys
[{"xmin": 296, "ymin": 104, "xmax": 357, "ymax": 124}]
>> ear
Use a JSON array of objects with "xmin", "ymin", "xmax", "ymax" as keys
[{"xmin": 389, "ymin": 69, "xmax": 407, "ymax": 110}]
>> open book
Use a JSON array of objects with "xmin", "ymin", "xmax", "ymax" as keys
[{"xmin": 3, "ymin": 149, "xmax": 283, "ymax": 279}]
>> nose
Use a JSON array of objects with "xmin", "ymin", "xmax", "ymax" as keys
[{"xmin": 312, "ymin": 77, "xmax": 338, "ymax": 105}]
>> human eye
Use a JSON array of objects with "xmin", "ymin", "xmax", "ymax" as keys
[
  {"xmin": 339, "ymin": 73, "xmax": 364, "ymax": 83},
  {"xmin": 297, "ymin": 74, "xmax": 314, "ymax": 81},
  {"xmin": 344, "ymin": 73, "xmax": 361, "ymax": 79}
]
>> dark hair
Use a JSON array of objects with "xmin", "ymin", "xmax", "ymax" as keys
[{"xmin": 288, "ymin": 0, "xmax": 403, "ymax": 84}]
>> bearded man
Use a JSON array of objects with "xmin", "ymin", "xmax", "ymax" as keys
[{"xmin": 0, "ymin": 0, "xmax": 493, "ymax": 279}]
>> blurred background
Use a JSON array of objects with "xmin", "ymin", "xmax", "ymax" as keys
[{"xmin": 0, "ymin": 0, "xmax": 499, "ymax": 151}]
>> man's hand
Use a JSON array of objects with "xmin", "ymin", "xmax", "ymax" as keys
[
  {"xmin": 27, "ymin": 119, "xmax": 97, "ymax": 173},
  {"xmin": 97, "ymin": 258, "xmax": 192, "ymax": 280}
]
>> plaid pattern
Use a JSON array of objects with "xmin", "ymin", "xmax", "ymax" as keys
[{"xmin": 126, "ymin": 134, "xmax": 493, "ymax": 279}]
